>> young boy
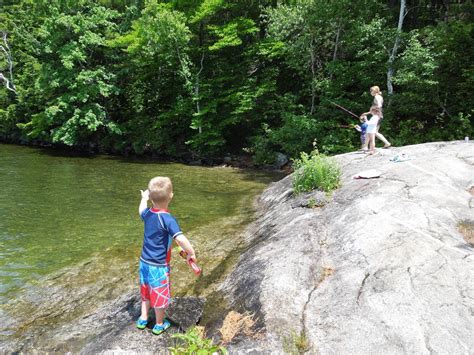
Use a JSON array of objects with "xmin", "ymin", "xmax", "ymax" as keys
[
  {"xmin": 136, "ymin": 176, "xmax": 196, "ymax": 335},
  {"xmin": 355, "ymin": 115, "xmax": 368, "ymax": 149}
]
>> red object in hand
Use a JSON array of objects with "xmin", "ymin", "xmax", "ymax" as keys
[{"xmin": 179, "ymin": 249, "xmax": 202, "ymax": 276}]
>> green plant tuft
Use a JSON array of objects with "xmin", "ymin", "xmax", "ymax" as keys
[
  {"xmin": 292, "ymin": 150, "xmax": 341, "ymax": 194},
  {"xmin": 169, "ymin": 326, "xmax": 228, "ymax": 355},
  {"xmin": 282, "ymin": 330, "xmax": 311, "ymax": 354}
]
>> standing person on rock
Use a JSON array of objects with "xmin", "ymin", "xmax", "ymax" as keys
[
  {"xmin": 136, "ymin": 176, "xmax": 197, "ymax": 335},
  {"xmin": 361, "ymin": 106, "xmax": 382, "ymax": 155},
  {"xmin": 361, "ymin": 86, "xmax": 391, "ymax": 150}
]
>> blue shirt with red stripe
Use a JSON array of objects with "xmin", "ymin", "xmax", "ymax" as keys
[{"xmin": 140, "ymin": 207, "xmax": 183, "ymax": 266}]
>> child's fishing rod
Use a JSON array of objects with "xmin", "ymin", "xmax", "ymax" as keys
[
  {"xmin": 339, "ymin": 124, "xmax": 355, "ymax": 128},
  {"xmin": 329, "ymin": 100, "xmax": 360, "ymax": 119},
  {"xmin": 178, "ymin": 246, "xmax": 202, "ymax": 275}
]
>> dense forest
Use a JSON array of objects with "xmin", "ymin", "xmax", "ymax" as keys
[{"xmin": 1, "ymin": 0, "xmax": 472, "ymax": 164}]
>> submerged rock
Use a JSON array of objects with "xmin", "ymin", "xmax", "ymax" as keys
[
  {"xmin": 274, "ymin": 152, "xmax": 289, "ymax": 169},
  {"xmin": 221, "ymin": 142, "xmax": 474, "ymax": 354}
]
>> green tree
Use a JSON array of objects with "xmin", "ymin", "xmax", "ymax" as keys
[
  {"xmin": 0, "ymin": 1, "xmax": 48, "ymax": 141},
  {"xmin": 18, "ymin": 3, "xmax": 121, "ymax": 147},
  {"xmin": 109, "ymin": 1, "xmax": 194, "ymax": 155}
]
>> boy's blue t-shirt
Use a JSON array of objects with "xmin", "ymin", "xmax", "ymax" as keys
[
  {"xmin": 360, "ymin": 122, "xmax": 368, "ymax": 134},
  {"xmin": 140, "ymin": 208, "xmax": 183, "ymax": 265}
]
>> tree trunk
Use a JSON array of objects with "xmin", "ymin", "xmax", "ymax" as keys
[
  {"xmin": 195, "ymin": 52, "xmax": 204, "ymax": 135},
  {"xmin": 387, "ymin": 0, "xmax": 406, "ymax": 97},
  {"xmin": 329, "ymin": 24, "xmax": 342, "ymax": 81},
  {"xmin": 332, "ymin": 25, "xmax": 341, "ymax": 62},
  {"xmin": 309, "ymin": 35, "xmax": 316, "ymax": 115},
  {"xmin": 0, "ymin": 32, "xmax": 17, "ymax": 94},
  {"xmin": 443, "ymin": 0, "xmax": 450, "ymax": 22},
  {"xmin": 196, "ymin": 23, "xmax": 205, "ymax": 134}
]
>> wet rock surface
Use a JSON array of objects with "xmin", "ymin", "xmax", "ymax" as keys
[
  {"xmin": 2, "ymin": 290, "xmax": 205, "ymax": 353},
  {"xmin": 85, "ymin": 295, "xmax": 206, "ymax": 354},
  {"xmin": 222, "ymin": 142, "xmax": 474, "ymax": 354},
  {"xmin": 80, "ymin": 292, "xmax": 205, "ymax": 354}
]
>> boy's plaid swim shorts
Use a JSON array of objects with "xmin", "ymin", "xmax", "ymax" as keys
[{"xmin": 139, "ymin": 260, "xmax": 170, "ymax": 309}]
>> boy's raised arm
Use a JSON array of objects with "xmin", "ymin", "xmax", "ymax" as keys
[{"xmin": 139, "ymin": 189, "xmax": 149, "ymax": 216}]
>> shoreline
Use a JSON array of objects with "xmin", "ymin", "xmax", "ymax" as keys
[{"xmin": 0, "ymin": 140, "xmax": 292, "ymax": 172}]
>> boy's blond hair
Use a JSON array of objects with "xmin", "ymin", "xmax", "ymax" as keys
[{"xmin": 148, "ymin": 177, "xmax": 173, "ymax": 204}]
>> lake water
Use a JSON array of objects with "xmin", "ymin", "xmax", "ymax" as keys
[{"xmin": 0, "ymin": 143, "xmax": 279, "ymax": 348}]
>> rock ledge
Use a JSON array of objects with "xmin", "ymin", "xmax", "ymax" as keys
[{"xmin": 222, "ymin": 142, "xmax": 474, "ymax": 354}]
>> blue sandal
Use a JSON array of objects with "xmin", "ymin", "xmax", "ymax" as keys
[
  {"xmin": 152, "ymin": 319, "xmax": 171, "ymax": 335},
  {"xmin": 136, "ymin": 318, "xmax": 148, "ymax": 330}
]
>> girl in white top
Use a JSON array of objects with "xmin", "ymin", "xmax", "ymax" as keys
[
  {"xmin": 362, "ymin": 105, "xmax": 381, "ymax": 154},
  {"xmin": 361, "ymin": 86, "xmax": 391, "ymax": 149}
]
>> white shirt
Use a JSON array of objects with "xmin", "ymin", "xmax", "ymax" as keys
[
  {"xmin": 373, "ymin": 94, "xmax": 383, "ymax": 109},
  {"xmin": 367, "ymin": 114, "xmax": 379, "ymax": 133}
]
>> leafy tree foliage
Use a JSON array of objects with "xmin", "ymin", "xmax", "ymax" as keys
[
  {"xmin": 1, "ymin": 0, "xmax": 472, "ymax": 161},
  {"xmin": 5, "ymin": 2, "xmax": 121, "ymax": 147}
]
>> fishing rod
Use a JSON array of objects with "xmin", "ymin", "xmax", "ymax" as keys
[
  {"xmin": 338, "ymin": 123, "xmax": 362, "ymax": 132},
  {"xmin": 329, "ymin": 100, "xmax": 360, "ymax": 119},
  {"xmin": 178, "ymin": 246, "xmax": 202, "ymax": 275}
]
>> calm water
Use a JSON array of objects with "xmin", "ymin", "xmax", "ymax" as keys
[{"xmin": 0, "ymin": 144, "xmax": 278, "ymax": 346}]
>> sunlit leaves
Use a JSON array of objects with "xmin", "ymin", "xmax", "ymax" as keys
[
  {"xmin": 190, "ymin": 0, "xmax": 227, "ymax": 23},
  {"xmin": 208, "ymin": 18, "xmax": 258, "ymax": 51},
  {"xmin": 394, "ymin": 33, "xmax": 438, "ymax": 87}
]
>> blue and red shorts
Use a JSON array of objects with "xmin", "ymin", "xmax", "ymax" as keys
[{"xmin": 139, "ymin": 260, "xmax": 170, "ymax": 309}]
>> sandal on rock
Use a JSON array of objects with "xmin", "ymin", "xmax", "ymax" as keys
[
  {"xmin": 390, "ymin": 153, "xmax": 412, "ymax": 162},
  {"xmin": 152, "ymin": 319, "xmax": 171, "ymax": 335},
  {"xmin": 383, "ymin": 144, "xmax": 391, "ymax": 149},
  {"xmin": 136, "ymin": 318, "xmax": 148, "ymax": 330}
]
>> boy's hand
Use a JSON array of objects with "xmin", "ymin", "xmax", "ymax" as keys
[
  {"xmin": 186, "ymin": 253, "xmax": 197, "ymax": 263},
  {"xmin": 140, "ymin": 189, "xmax": 149, "ymax": 200}
]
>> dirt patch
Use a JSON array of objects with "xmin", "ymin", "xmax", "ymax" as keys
[
  {"xmin": 318, "ymin": 266, "xmax": 335, "ymax": 287},
  {"xmin": 218, "ymin": 311, "xmax": 262, "ymax": 344},
  {"xmin": 458, "ymin": 221, "xmax": 474, "ymax": 245}
]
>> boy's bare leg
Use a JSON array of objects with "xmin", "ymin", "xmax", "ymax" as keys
[
  {"xmin": 361, "ymin": 133, "xmax": 369, "ymax": 150},
  {"xmin": 155, "ymin": 307, "xmax": 166, "ymax": 325},
  {"xmin": 140, "ymin": 300, "xmax": 150, "ymax": 320}
]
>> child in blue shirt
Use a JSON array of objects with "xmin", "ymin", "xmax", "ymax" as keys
[
  {"xmin": 355, "ymin": 115, "xmax": 368, "ymax": 149},
  {"xmin": 136, "ymin": 176, "xmax": 196, "ymax": 335}
]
